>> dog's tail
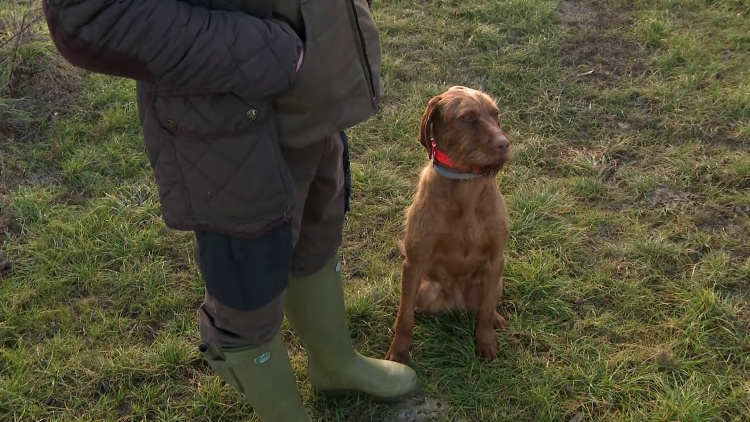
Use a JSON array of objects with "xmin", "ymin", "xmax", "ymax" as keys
[{"xmin": 396, "ymin": 239, "xmax": 406, "ymax": 257}]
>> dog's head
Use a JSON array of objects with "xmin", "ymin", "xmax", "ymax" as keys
[{"xmin": 419, "ymin": 86, "xmax": 512, "ymax": 172}]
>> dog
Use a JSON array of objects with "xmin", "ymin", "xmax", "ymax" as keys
[{"xmin": 385, "ymin": 86, "xmax": 512, "ymax": 364}]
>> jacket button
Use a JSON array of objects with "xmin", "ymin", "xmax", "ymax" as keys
[
  {"xmin": 167, "ymin": 119, "xmax": 176, "ymax": 128},
  {"xmin": 245, "ymin": 109, "xmax": 258, "ymax": 121}
]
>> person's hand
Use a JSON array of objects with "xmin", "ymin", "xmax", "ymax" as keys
[
  {"xmin": 268, "ymin": 16, "xmax": 304, "ymax": 76},
  {"xmin": 295, "ymin": 47, "xmax": 304, "ymax": 73}
]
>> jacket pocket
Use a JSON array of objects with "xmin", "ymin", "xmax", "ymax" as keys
[
  {"xmin": 154, "ymin": 91, "xmax": 267, "ymax": 140},
  {"xmin": 271, "ymin": 0, "xmax": 382, "ymax": 147},
  {"xmin": 153, "ymin": 92, "xmax": 294, "ymax": 224}
]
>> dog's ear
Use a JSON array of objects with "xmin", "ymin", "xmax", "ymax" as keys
[{"xmin": 419, "ymin": 95, "xmax": 442, "ymax": 150}]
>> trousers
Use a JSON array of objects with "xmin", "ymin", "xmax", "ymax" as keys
[{"xmin": 194, "ymin": 131, "xmax": 351, "ymax": 349}]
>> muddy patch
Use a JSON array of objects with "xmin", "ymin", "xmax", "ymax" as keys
[
  {"xmin": 365, "ymin": 396, "xmax": 449, "ymax": 422},
  {"xmin": 555, "ymin": 0, "xmax": 659, "ymax": 145},
  {"xmin": 644, "ymin": 186, "xmax": 697, "ymax": 210},
  {"xmin": 0, "ymin": 253, "xmax": 12, "ymax": 279},
  {"xmin": 697, "ymin": 214, "xmax": 746, "ymax": 238},
  {"xmin": 557, "ymin": 0, "xmax": 649, "ymax": 90},
  {"xmin": 695, "ymin": 204, "xmax": 750, "ymax": 263},
  {"xmin": 557, "ymin": 0, "xmax": 597, "ymax": 31}
]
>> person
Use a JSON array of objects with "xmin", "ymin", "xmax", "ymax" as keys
[{"xmin": 41, "ymin": 0, "xmax": 419, "ymax": 420}]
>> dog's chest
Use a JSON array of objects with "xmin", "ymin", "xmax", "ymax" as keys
[
  {"xmin": 428, "ymin": 230, "xmax": 494, "ymax": 282},
  {"xmin": 427, "ymin": 186, "xmax": 507, "ymax": 273},
  {"xmin": 439, "ymin": 185, "xmax": 505, "ymax": 230},
  {"xmin": 408, "ymin": 176, "xmax": 509, "ymax": 276}
]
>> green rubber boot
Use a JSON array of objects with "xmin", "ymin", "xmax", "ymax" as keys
[
  {"xmin": 199, "ymin": 333, "xmax": 311, "ymax": 422},
  {"xmin": 283, "ymin": 252, "xmax": 419, "ymax": 402}
]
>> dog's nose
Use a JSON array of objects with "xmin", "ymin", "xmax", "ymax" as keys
[{"xmin": 493, "ymin": 135, "xmax": 510, "ymax": 151}]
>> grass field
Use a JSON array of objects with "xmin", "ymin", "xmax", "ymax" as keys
[{"xmin": 1, "ymin": 0, "xmax": 749, "ymax": 421}]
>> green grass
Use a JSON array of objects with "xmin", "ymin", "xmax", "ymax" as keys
[{"xmin": 1, "ymin": 0, "xmax": 749, "ymax": 420}]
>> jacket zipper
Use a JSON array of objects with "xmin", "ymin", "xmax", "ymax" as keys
[{"xmin": 348, "ymin": 0, "xmax": 380, "ymax": 111}]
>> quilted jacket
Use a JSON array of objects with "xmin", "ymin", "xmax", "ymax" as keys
[{"xmin": 42, "ymin": 0, "xmax": 382, "ymax": 237}]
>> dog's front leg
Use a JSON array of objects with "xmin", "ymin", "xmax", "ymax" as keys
[
  {"xmin": 476, "ymin": 257, "xmax": 505, "ymax": 361},
  {"xmin": 385, "ymin": 260, "xmax": 424, "ymax": 364}
]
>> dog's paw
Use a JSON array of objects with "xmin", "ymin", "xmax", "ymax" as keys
[
  {"xmin": 476, "ymin": 326, "xmax": 499, "ymax": 361},
  {"xmin": 493, "ymin": 311, "xmax": 508, "ymax": 330},
  {"xmin": 476, "ymin": 339, "xmax": 499, "ymax": 361},
  {"xmin": 385, "ymin": 346, "xmax": 411, "ymax": 365}
]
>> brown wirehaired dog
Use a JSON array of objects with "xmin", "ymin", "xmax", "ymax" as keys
[{"xmin": 385, "ymin": 86, "xmax": 512, "ymax": 363}]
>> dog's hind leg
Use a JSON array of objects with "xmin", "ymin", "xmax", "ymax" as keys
[{"xmin": 414, "ymin": 278, "xmax": 446, "ymax": 314}]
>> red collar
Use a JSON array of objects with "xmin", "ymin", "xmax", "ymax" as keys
[{"xmin": 430, "ymin": 140, "xmax": 484, "ymax": 175}]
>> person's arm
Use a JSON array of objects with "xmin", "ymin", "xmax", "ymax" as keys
[{"xmin": 42, "ymin": 0, "xmax": 303, "ymax": 98}]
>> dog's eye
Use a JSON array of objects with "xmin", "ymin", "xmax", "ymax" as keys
[{"xmin": 460, "ymin": 114, "xmax": 474, "ymax": 122}]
